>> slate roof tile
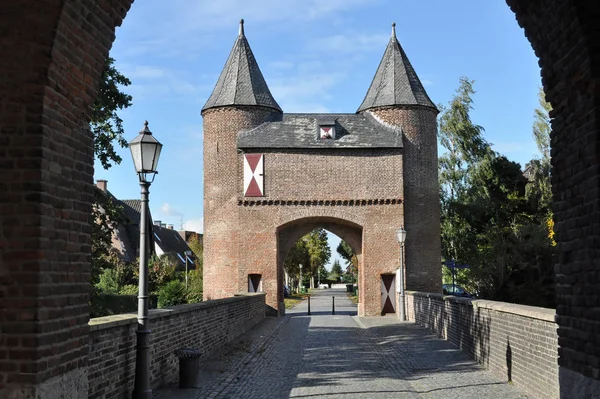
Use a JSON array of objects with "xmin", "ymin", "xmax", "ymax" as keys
[
  {"xmin": 237, "ymin": 112, "xmax": 402, "ymax": 149},
  {"xmin": 357, "ymin": 23, "xmax": 436, "ymax": 112}
]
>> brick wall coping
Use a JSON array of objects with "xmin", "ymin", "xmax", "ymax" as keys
[
  {"xmin": 89, "ymin": 293, "xmax": 266, "ymax": 332},
  {"xmin": 406, "ymin": 291, "xmax": 556, "ymax": 323}
]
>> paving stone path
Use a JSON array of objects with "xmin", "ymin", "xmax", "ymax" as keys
[{"xmin": 154, "ymin": 288, "xmax": 531, "ymax": 399}]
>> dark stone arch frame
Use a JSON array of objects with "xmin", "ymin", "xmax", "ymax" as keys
[{"xmin": 1, "ymin": 0, "xmax": 599, "ymax": 396}]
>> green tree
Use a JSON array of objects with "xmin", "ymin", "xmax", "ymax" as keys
[
  {"xmin": 329, "ymin": 259, "xmax": 343, "ymax": 282},
  {"xmin": 525, "ymin": 87, "xmax": 553, "ymax": 217},
  {"xmin": 284, "ymin": 238, "xmax": 311, "ymax": 292},
  {"xmin": 336, "ymin": 240, "xmax": 357, "ymax": 279},
  {"xmin": 185, "ymin": 233, "xmax": 204, "ymax": 301},
  {"xmin": 187, "ymin": 233, "xmax": 204, "ymax": 274},
  {"xmin": 91, "ymin": 57, "xmax": 133, "ymax": 170},
  {"xmin": 438, "ymin": 77, "xmax": 491, "ymax": 265},
  {"xmin": 90, "ymin": 56, "xmax": 132, "ymax": 312},
  {"xmin": 304, "ymin": 229, "xmax": 331, "ymax": 288},
  {"xmin": 438, "ymin": 79, "xmax": 555, "ymax": 307}
]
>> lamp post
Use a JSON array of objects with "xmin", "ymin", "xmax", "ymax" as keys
[
  {"xmin": 396, "ymin": 226, "xmax": 407, "ymax": 321},
  {"xmin": 299, "ymin": 264, "xmax": 303, "ymax": 294},
  {"xmin": 130, "ymin": 121, "xmax": 162, "ymax": 399},
  {"xmin": 184, "ymin": 250, "xmax": 193, "ymax": 289}
]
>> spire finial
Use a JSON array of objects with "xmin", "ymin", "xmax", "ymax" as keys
[
  {"xmin": 391, "ymin": 22, "xmax": 396, "ymax": 38},
  {"xmin": 239, "ymin": 18, "xmax": 245, "ymax": 36}
]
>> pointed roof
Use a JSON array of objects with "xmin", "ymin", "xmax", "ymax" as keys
[
  {"xmin": 357, "ymin": 23, "xmax": 436, "ymax": 112},
  {"xmin": 202, "ymin": 19, "xmax": 282, "ymax": 113}
]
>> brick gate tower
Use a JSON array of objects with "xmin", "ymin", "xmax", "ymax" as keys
[{"xmin": 202, "ymin": 21, "xmax": 441, "ymax": 316}]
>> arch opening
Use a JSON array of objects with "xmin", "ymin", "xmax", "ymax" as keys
[{"xmin": 276, "ymin": 217, "xmax": 364, "ymax": 316}]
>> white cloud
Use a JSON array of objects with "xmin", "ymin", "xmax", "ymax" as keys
[
  {"xmin": 421, "ymin": 79, "xmax": 433, "ymax": 86},
  {"xmin": 160, "ymin": 203, "xmax": 183, "ymax": 217},
  {"xmin": 183, "ymin": 218, "xmax": 204, "ymax": 234}
]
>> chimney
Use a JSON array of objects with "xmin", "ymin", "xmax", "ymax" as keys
[
  {"xmin": 154, "ymin": 220, "xmax": 162, "ymax": 227},
  {"xmin": 96, "ymin": 179, "xmax": 108, "ymax": 192},
  {"xmin": 168, "ymin": 224, "xmax": 174, "ymax": 230}
]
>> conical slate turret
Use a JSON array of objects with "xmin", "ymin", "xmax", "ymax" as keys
[
  {"xmin": 202, "ymin": 19, "xmax": 282, "ymax": 113},
  {"xmin": 357, "ymin": 23, "xmax": 436, "ymax": 112}
]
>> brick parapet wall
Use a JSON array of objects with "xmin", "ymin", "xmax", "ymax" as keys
[
  {"xmin": 87, "ymin": 294, "xmax": 266, "ymax": 399},
  {"xmin": 406, "ymin": 291, "xmax": 558, "ymax": 399}
]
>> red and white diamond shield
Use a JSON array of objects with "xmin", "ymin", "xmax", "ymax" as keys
[
  {"xmin": 381, "ymin": 274, "xmax": 396, "ymax": 314},
  {"xmin": 244, "ymin": 154, "xmax": 264, "ymax": 197},
  {"xmin": 320, "ymin": 126, "xmax": 332, "ymax": 139}
]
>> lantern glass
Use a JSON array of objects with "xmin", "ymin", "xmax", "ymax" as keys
[
  {"xmin": 396, "ymin": 226, "xmax": 407, "ymax": 243},
  {"xmin": 129, "ymin": 121, "xmax": 162, "ymax": 177}
]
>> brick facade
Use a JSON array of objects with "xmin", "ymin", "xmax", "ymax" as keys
[
  {"xmin": 406, "ymin": 291, "xmax": 559, "ymax": 399},
  {"xmin": 88, "ymin": 294, "xmax": 265, "ymax": 399},
  {"xmin": 202, "ymin": 102, "xmax": 444, "ymax": 316}
]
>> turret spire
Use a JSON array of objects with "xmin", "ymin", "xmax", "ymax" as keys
[
  {"xmin": 202, "ymin": 20, "xmax": 281, "ymax": 113},
  {"xmin": 357, "ymin": 24, "xmax": 436, "ymax": 112}
]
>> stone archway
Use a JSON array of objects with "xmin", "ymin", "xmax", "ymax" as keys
[
  {"xmin": 276, "ymin": 217, "xmax": 363, "ymax": 315},
  {"xmin": 2, "ymin": 0, "xmax": 600, "ymax": 396},
  {"xmin": 1, "ymin": 1, "xmax": 134, "ymax": 397}
]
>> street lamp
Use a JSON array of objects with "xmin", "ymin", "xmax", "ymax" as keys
[
  {"xmin": 184, "ymin": 250, "xmax": 193, "ymax": 289},
  {"xmin": 299, "ymin": 264, "xmax": 303, "ymax": 294},
  {"xmin": 396, "ymin": 226, "xmax": 407, "ymax": 321},
  {"xmin": 130, "ymin": 120, "xmax": 162, "ymax": 399}
]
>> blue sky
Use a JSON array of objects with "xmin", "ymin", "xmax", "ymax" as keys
[{"xmin": 96, "ymin": 0, "xmax": 542, "ymax": 269}]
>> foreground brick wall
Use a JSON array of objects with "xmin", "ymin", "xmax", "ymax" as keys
[
  {"xmin": 87, "ymin": 294, "xmax": 265, "ymax": 399},
  {"xmin": 407, "ymin": 291, "xmax": 558, "ymax": 399},
  {"xmin": 0, "ymin": 1, "xmax": 132, "ymax": 397},
  {"xmin": 506, "ymin": 1, "xmax": 600, "ymax": 395}
]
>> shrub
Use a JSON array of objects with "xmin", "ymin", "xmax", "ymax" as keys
[
  {"xmin": 157, "ymin": 280, "xmax": 186, "ymax": 308},
  {"xmin": 119, "ymin": 284, "xmax": 139, "ymax": 296},
  {"xmin": 186, "ymin": 269, "xmax": 203, "ymax": 304},
  {"xmin": 96, "ymin": 268, "xmax": 120, "ymax": 294}
]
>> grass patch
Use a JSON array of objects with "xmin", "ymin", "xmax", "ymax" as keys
[
  {"xmin": 284, "ymin": 293, "xmax": 309, "ymax": 309},
  {"xmin": 346, "ymin": 292, "xmax": 359, "ymax": 304}
]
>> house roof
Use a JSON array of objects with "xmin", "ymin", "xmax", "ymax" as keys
[
  {"xmin": 153, "ymin": 225, "xmax": 194, "ymax": 266},
  {"xmin": 237, "ymin": 112, "xmax": 403, "ymax": 149},
  {"xmin": 357, "ymin": 23, "xmax": 436, "ymax": 112},
  {"xmin": 202, "ymin": 19, "xmax": 281, "ymax": 113},
  {"xmin": 116, "ymin": 198, "xmax": 154, "ymax": 260}
]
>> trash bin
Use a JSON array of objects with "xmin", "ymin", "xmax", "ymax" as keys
[
  {"xmin": 174, "ymin": 348, "xmax": 201, "ymax": 388},
  {"xmin": 346, "ymin": 284, "xmax": 353, "ymax": 293}
]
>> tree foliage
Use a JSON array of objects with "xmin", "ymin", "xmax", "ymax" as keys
[
  {"xmin": 329, "ymin": 259, "xmax": 343, "ymax": 282},
  {"xmin": 438, "ymin": 78, "xmax": 555, "ymax": 307},
  {"xmin": 91, "ymin": 57, "xmax": 133, "ymax": 170},
  {"xmin": 304, "ymin": 229, "xmax": 331, "ymax": 287},
  {"xmin": 90, "ymin": 56, "xmax": 133, "ymax": 308},
  {"xmin": 336, "ymin": 240, "xmax": 358, "ymax": 278}
]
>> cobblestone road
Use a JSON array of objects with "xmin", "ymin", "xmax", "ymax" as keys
[{"xmin": 155, "ymin": 289, "xmax": 531, "ymax": 399}]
